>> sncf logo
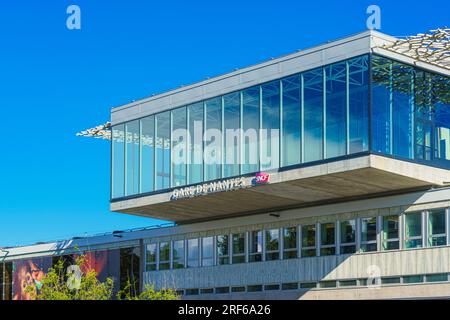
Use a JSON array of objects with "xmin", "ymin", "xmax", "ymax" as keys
[{"xmin": 255, "ymin": 172, "xmax": 270, "ymax": 184}]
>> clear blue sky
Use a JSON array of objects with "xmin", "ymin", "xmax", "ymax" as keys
[{"xmin": 0, "ymin": 0, "xmax": 448, "ymax": 247}]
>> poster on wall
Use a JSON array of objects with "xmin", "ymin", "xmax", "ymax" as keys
[{"xmin": 13, "ymin": 257, "xmax": 52, "ymax": 300}]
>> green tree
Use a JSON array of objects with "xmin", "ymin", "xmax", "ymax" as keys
[{"xmin": 117, "ymin": 279, "xmax": 179, "ymax": 300}]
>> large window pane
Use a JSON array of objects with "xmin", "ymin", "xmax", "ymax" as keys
[
  {"xmin": 371, "ymin": 55, "xmax": 392, "ymax": 154},
  {"xmin": 141, "ymin": 116, "xmax": 155, "ymax": 193},
  {"xmin": 361, "ymin": 217, "xmax": 377, "ymax": 252},
  {"xmin": 415, "ymin": 71, "xmax": 434, "ymax": 161},
  {"xmin": 159, "ymin": 241, "xmax": 170, "ymax": 270},
  {"xmin": 223, "ymin": 92, "xmax": 241, "ymax": 177},
  {"xmin": 265, "ymin": 229, "xmax": 280, "ymax": 261},
  {"xmin": 242, "ymin": 87, "xmax": 260, "ymax": 174},
  {"xmin": 320, "ymin": 223, "xmax": 335, "ymax": 256},
  {"xmin": 303, "ymin": 68, "xmax": 324, "ymax": 162},
  {"xmin": 173, "ymin": 240, "xmax": 185, "ymax": 269},
  {"xmin": 187, "ymin": 238, "xmax": 199, "ymax": 268},
  {"xmin": 261, "ymin": 82, "xmax": 280, "ymax": 170},
  {"xmin": 301, "ymin": 225, "xmax": 316, "ymax": 257},
  {"xmin": 216, "ymin": 235, "xmax": 229, "ymax": 265},
  {"xmin": 112, "ymin": 124, "xmax": 125, "ymax": 198},
  {"xmin": 202, "ymin": 237, "xmax": 214, "ymax": 266},
  {"xmin": 392, "ymin": 62, "xmax": 414, "ymax": 159},
  {"xmin": 156, "ymin": 112, "xmax": 170, "ymax": 190},
  {"xmin": 405, "ymin": 212, "xmax": 423, "ymax": 249},
  {"xmin": 325, "ymin": 62, "xmax": 347, "ymax": 158},
  {"xmin": 432, "ymin": 74, "xmax": 450, "ymax": 166},
  {"xmin": 340, "ymin": 220, "xmax": 356, "ymax": 254},
  {"xmin": 188, "ymin": 103, "xmax": 204, "ymax": 184},
  {"xmin": 428, "ymin": 209, "xmax": 446, "ymax": 247},
  {"xmin": 282, "ymin": 76, "xmax": 301, "ymax": 167},
  {"xmin": 146, "ymin": 243, "xmax": 157, "ymax": 271},
  {"xmin": 249, "ymin": 230, "xmax": 262, "ymax": 262},
  {"xmin": 172, "ymin": 107, "xmax": 187, "ymax": 187},
  {"xmin": 232, "ymin": 233, "xmax": 245, "ymax": 264},
  {"xmin": 283, "ymin": 227, "xmax": 297, "ymax": 259},
  {"xmin": 205, "ymin": 98, "xmax": 222, "ymax": 181},
  {"xmin": 382, "ymin": 215, "xmax": 399, "ymax": 250},
  {"xmin": 126, "ymin": 121, "xmax": 140, "ymax": 196},
  {"xmin": 348, "ymin": 55, "xmax": 369, "ymax": 153}
]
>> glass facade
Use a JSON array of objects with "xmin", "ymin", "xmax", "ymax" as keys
[{"xmin": 111, "ymin": 54, "xmax": 450, "ymax": 199}]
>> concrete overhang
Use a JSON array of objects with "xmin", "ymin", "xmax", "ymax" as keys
[{"xmin": 111, "ymin": 155, "xmax": 450, "ymax": 223}]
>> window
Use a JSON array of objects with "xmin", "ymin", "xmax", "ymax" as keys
[
  {"xmin": 155, "ymin": 112, "xmax": 170, "ymax": 190},
  {"xmin": 403, "ymin": 275, "xmax": 423, "ymax": 284},
  {"xmin": 405, "ymin": 212, "xmax": 423, "ymax": 248},
  {"xmin": 382, "ymin": 215, "xmax": 399, "ymax": 250},
  {"xmin": 361, "ymin": 217, "xmax": 377, "ymax": 252},
  {"xmin": 282, "ymin": 283, "xmax": 298, "ymax": 290},
  {"xmin": 125, "ymin": 120, "xmax": 140, "ymax": 196},
  {"xmin": 216, "ymin": 235, "xmax": 229, "ymax": 265},
  {"xmin": 187, "ymin": 238, "xmax": 199, "ymax": 268},
  {"xmin": 204, "ymin": 97, "xmax": 222, "ymax": 181},
  {"xmin": 172, "ymin": 240, "xmax": 185, "ymax": 269},
  {"xmin": 428, "ymin": 209, "xmax": 446, "ymax": 247},
  {"xmin": 188, "ymin": 103, "xmax": 204, "ymax": 184},
  {"xmin": 281, "ymin": 76, "xmax": 301, "ymax": 166},
  {"xmin": 261, "ymin": 81, "xmax": 280, "ymax": 171},
  {"xmin": 185, "ymin": 289, "xmax": 199, "ymax": 296},
  {"xmin": 223, "ymin": 92, "xmax": 241, "ymax": 177},
  {"xmin": 426, "ymin": 273, "xmax": 448, "ymax": 282},
  {"xmin": 146, "ymin": 243, "xmax": 157, "ymax": 271},
  {"xmin": 215, "ymin": 287, "xmax": 230, "ymax": 294},
  {"xmin": 348, "ymin": 55, "xmax": 369, "ymax": 153},
  {"xmin": 301, "ymin": 225, "xmax": 316, "ymax": 257},
  {"xmin": 242, "ymin": 87, "xmax": 260, "ymax": 174},
  {"xmin": 320, "ymin": 223, "xmax": 336, "ymax": 256},
  {"xmin": 231, "ymin": 286, "xmax": 246, "ymax": 293},
  {"xmin": 232, "ymin": 233, "xmax": 246, "ymax": 264},
  {"xmin": 303, "ymin": 68, "xmax": 324, "ymax": 162},
  {"xmin": 381, "ymin": 277, "xmax": 401, "ymax": 285},
  {"xmin": 339, "ymin": 280, "xmax": 357, "ymax": 287},
  {"xmin": 247, "ymin": 285, "xmax": 263, "ymax": 292},
  {"xmin": 325, "ymin": 62, "xmax": 347, "ymax": 159},
  {"xmin": 159, "ymin": 242, "xmax": 170, "ymax": 270},
  {"xmin": 264, "ymin": 284, "xmax": 280, "ymax": 291},
  {"xmin": 112, "ymin": 124, "xmax": 125, "ymax": 198},
  {"xmin": 300, "ymin": 282, "xmax": 317, "ymax": 289},
  {"xmin": 202, "ymin": 237, "xmax": 214, "ymax": 267},
  {"xmin": 249, "ymin": 230, "xmax": 263, "ymax": 262},
  {"xmin": 141, "ymin": 116, "xmax": 155, "ymax": 193},
  {"xmin": 200, "ymin": 288, "xmax": 214, "ymax": 294},
  {"xmin": 319, "ymin": 281, "xmax": 337, "ymax": 288},
  {"xmin": 340, "ymin": 220, "xmax": 356, "ymax": 254},
  {"xmin": 171, "ymin": 107, "xmax": 187, "ymax": 187},
  {"xmin": 283, "ymin": 227, "xmax": 297, "ymax": 259},
  {"xmin": 265, "ymin": 229, "xmax": 280, "ymax": 260}
]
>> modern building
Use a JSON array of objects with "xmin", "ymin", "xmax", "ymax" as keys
[{"xmin": 2, "ymin": 29, "xmax": 450, "ymax": 300}]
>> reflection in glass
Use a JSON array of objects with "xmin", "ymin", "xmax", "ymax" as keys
[
  {"xmin": 361, "ymin": 217, "xmax": 377, "ymax": 252},
  {"xmin": 325, "ymin": 62, "xmax": 347, "ymax": 158},
  {"xmin": 188, "ymin": 103, "xmax": 204, "ymax": 184},
  {"xmin": 382, "ymin": 215, "xmax": 399, "ymax": 250},
  {"xmin": 428, "ymin": 209, "xmax": 446, "ymax": 247},
  {"xmin": 205, "ymin": 98, "xmax": 222, "ymax": 181},
  {"xmin": 159, "ymin": 242, "xmax": 170, "ymax": 270},
  {"xmin": 320, "ymin": 223, "xmax": 335, "ymax": 256},
  {"xmin": 265, "ymin": 229, "xmax": 279, "ymax": 260},
  {"xmin": 303, "ymin": 68, "xmax": 324, "ymax": 162},
  {"xmin": 301, "ymin": 225, "xmax": 316, "ymax": 257},
  {"xmin": 173, "ymin": 240, "xmax": 185, "ymax": 269},
  {"xmin": 112, "ymin": 124, "xmax": 125, "ymax": 198},
  {"xmin": 141, "ymin": 116, "xmax": 155, "ymax": 193},
  {"xmin": 202, "ymin": 237, "xmax": 214, "ymax": 266},
  {"xmin": 249, "ymin": 230, "xmax": 262, "ymax": 262},
  {"xmin": 216, "ymin": 235, "xmax": 229, "ymax": 265},
  {"xmin": 126, "ymin": 121, "xmax": 140, "ymax": 196},
  {"xmin": 242, "ymin": 87, "xmax": 260, "ymax": 174},
  {"xmin": 156, "ymin": 112, "xmax": 170, "ymax": 190},
  {"xmin": 282, "ymin": 76, "xmax": 301, "ymax": 167},
  {"xmin": 261, "ymin": 81, "xmax": 280, "ymax": 170},
  {"xmin": 283, "ymin": 227, "xmax": 297, "ymax": 259},
  {"xmin": 405, "ymin": 212, "xmax": 422, "ymax": 248},
  {"xmin": 340, "ymin": 220, "xmax": 356, "ymax": 254},
  {"xmin": 232, "ymin": 233, "xmax": 245, "ymax": 264},
  {"xmin": 187, "ymin": 238, "xmax": 199, "ymax": 268},
  {"xmin": 172, "ymin": 107, "xmax": 187, "ymax": 187},
  {"xmin": 223, "ymin": 93, "xmax": 241, "ymax": 177}
]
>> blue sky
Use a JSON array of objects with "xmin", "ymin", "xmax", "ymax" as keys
[{"xmin": 0, "ymin": 0, "xmax": 448, "ymax": 247}]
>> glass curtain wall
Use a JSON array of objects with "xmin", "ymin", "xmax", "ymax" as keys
[{"xmin": 112, "ymin": 56, "xmax": 370, "ymax": 199}]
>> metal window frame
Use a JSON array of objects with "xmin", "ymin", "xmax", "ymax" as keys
[
  {"xmin": 264, "ymin": 228, "xmax": 281, "ymax": 261},
  {"xmin": 319, "ymin": 222, "xmax": 337, "ymax": 256},
  {"xmin": 231, "ymin": 232, "xmax": 246, "ymax": 264},
  {"xmin": 404, "ymin": 211, "xmax": 424, "ymax": 249},
  {"xmin": 359, "ymin": 216, "xmax": 378, "ymax": 252}
]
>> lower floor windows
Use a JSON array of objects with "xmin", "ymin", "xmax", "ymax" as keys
[
  {"xmin": 426, "ymin": 273, "xmax": 448, "ymax": 282},
  {"xmin": 187, "ymin": 238, "xmax": 199, "ymax": 268},
  {"xmin": 301, "ymin": 225, "xmax": 316, "ymax": 257},
  {"xmin": 405, "ymin": 212, "xmax": 423, "ymax": 249},
  {"xmin": 381, "ymin": 277, "xmax": 401, "ymax": 285},
  {"xmin": 382, "ymin": 215, "xmax": 399, "ymax": 250},
  {"xmin": 339, "ymin": 279, "xmax": 357, "ymax": 287},
  {"xmin": 158, "ymin": 241, "xmax": 170, "ymax": 270},
  {"xmin": 232, "ymin": 233, "xmax": 246, "ymax": 264},
  {"xmin": 216, "ymin": 235, "xmax": 229, "ymax": 265},
  {"xmin": 403, "ymin": 275, "xmax": 424, "ymax": 284},
  {"xmin": 340, "ymin": 220, "xmax": 356, "ymax": 254},
  {"xmin": 247, "ymin": 285, "xmax": 263, "ymax": 292},
  {"xmin": 265, "ymin": 229, "xmax": 280, "ymax": 261},
  {"xmin": 361, "ymin": 217, "xmax": 377, "ymax": 252},
  {"xmin": 249, "ymin": 230, "xmax": 263, "ymax": 262},
  {"xmin": 146, "ymin": 243, "xmax": 157, "ymax": 271},
  {"xmin": 319, "ymin": 281, "xmax": 337, "ymax": 288},
  {"xmin": 320, "ymin": 223, "xmax": 336, "ymax": 256},
  {"xmin": 428, "ymin": 209, "xmax": 447, "ymax": 247},
  {"xmin": 281, "ymin": 283, "xmax": 298, "ymax": 290},
  {"xmin": 283, "ymin": 227, "xmax": 298, "ymax": 259}
]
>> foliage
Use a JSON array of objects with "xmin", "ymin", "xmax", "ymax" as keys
[{"xmin": 25, "ymin": 254, "xmax": 179, "ymax": 301}]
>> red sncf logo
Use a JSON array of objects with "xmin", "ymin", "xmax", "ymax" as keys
[{"xmin": 255, "ymin": 172, "xmax": 270, "ymax": 184}]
